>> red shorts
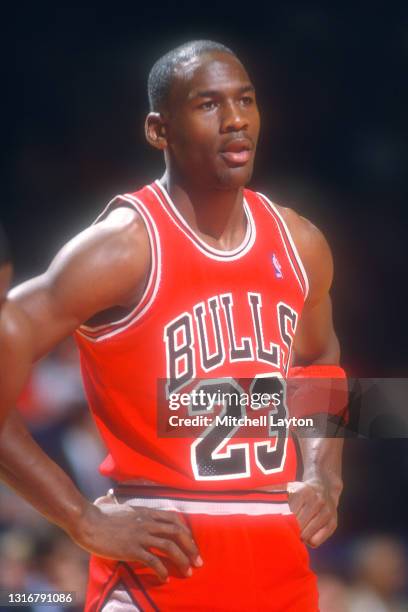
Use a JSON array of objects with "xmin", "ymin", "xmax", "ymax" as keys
[{"xmin": 85, "ymin": 487, "xmax": 318, "ymax": 612}]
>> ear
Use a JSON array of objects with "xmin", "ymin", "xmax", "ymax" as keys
[{"xmin": 145, "ymin": 112, "xmax": 168, "ymax": 150}]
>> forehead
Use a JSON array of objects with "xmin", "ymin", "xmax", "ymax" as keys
[{"xmin": 171, "ymin": 52, "xmax": 252, "ymax": 101}]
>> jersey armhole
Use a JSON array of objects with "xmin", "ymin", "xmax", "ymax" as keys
[
  {"xmin": 256, "ymin": 192, "xmax": 309, "ymax": 299},
  {"xmin": 76, "ymin": 194, "xmax": 161, "ymax": 342}
]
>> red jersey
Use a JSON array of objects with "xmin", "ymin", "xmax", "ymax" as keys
[{"xmin": 75, "ymin": 180, "xmax": 309, "ymax": 490}]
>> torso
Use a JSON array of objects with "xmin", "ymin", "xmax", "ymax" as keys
[{"xmin": 75, "ymin": 180, "xmax": 309, "ymax": 490}]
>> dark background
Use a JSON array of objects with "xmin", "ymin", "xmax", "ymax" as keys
[
  {"xmin": 1, "ymin": 0, "xmax": 408, "ymax": 590},
  {"xmin": 2, "ymin": 1, "xmax": 407, "ymax": 375}
]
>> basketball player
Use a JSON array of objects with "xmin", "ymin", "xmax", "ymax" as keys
[{"xmin": 0, "ymin": 41, "xmax": 345, "ymax": 610}]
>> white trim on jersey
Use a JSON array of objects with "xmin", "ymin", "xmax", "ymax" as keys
[
  {"xmin": 102, "ymin": 586, "xmax": 141, "ymax": 612},
  {"xmin": 77, "ymin": 195, "xmax": 162, "ymax": 342},
  {"xmin": 257, "ymin": 192, "xmax": 310, "ymax": 299},
  {"xmin": 119, "ymin": 495, "xmax": 291, "ymax": 516},
  {"xmin": 150, "ymin": 181, "xmax": 257, "ymax": 261}
]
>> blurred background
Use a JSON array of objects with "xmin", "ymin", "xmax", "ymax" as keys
[{"xmin": 1, "ymin": 1, "xmax": 408, "ymax": 610}]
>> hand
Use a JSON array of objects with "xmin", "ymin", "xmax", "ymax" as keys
[
  {"xmin": 287, "ymin": 477, "xmax": 342, "ymax": 548},
  {"xmin": 69, "ymin": 496, "xmax": 202, "ymax": 582}
]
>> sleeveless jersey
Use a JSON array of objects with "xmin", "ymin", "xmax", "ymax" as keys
[{"xmin": 75, "ymin": 180, "xmax": 309, "ymax": 490}]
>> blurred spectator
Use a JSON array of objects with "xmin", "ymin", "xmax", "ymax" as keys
[
  {"xmin": 348, "ymin": 535, "xmax": 408, "ymax": 612},
  {"xmin": 27, "ymin": 529, "xmax": 88, "ymax": 612},
  {"xmin": 0, "ymin": 527, "xmax": 87, "ymax": 612},
  {"xmin": 16, "ymin": 338, "xmax": 108, "ymax": 499},
  {"xmin": 318, "ymin": 573, "xmax": 350, "ymax": 612},
  {"xmin": 61, "ymin": 411, "xmax": 108, "ymax": 500},
  {"xmin": 17, "ymin": 338, "xmax": 85, "ymax": 429},
  {"xmin": 0, "ymin": 529, "xmax": 33, "ymax": 592}
]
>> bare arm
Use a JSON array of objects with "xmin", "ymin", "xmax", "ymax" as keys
[
  {"xmin": 0, "ymin": 208, "xmax": 200, "ymax": 578},
  {"xmin": 0, "ymin": 301, "xmax": 32, "ymax": 429},
  {"xmin": 8, "ymin": 207, "xmax": 151, "ymax": 360},
  {"xmin": 280, "ymin": 207, "xmax": 344, "ymax": 547}
]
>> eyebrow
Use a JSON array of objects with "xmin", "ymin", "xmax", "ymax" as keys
[{"xmin": 189, "ymin": 84, "xmax": 255, "ymax": 100}]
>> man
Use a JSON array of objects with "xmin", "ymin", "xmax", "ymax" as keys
[{"xmin": 0, "ymin": 41, "xmax": 344, "ymax": 610}]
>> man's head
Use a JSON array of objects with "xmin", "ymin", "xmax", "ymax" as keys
[
  {"xmin": 145, "ymin": 40, "xmax": 260, "ymax": 191},
  {"xmin": 352, "ymin": 536, "xmax": 407, "ymax": 597},
  {"xmin": 0, "ymin": 224, "xmax": 12, "ymax": 305}
]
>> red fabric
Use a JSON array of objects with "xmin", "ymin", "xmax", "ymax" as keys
[
  {"xmin": 85, "ymin": 512, "xmax": 318, "ymax": 612},
  {"xmin": 288, "ymin": 365, "xmax": 346, "ymax": 379},
  {"xmin": 75, "ymin": 183, "xmax": 308, "ymax": 490}
]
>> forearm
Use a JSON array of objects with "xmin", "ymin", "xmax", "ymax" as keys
[
  {"xmin": 0, "ymin": 410, "xmax": 202, "ymax": 573},
  {"xmin": 0, "ymin": 298, "xmax": 91, "ymax": 533},
  {"xmin": 298, "ymin": 437, "xmax": 343, "ymax": 501},
  {"xmin": 290, "ymin": 354, "xmax": 346, "ymax": 501},
  {"xmin": 0, "ymin": 410, "xmax": 90, "ymax": 537}
]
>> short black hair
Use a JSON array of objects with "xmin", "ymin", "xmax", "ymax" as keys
[
  {"xmin": 0, "ymin": 223, "xmax": 10, "ymax": 267},
  {"xmin": 148, "ymin": 40, "xmax": 236, "ymax": 112}
]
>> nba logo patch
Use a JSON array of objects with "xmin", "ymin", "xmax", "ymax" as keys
[{"xmin": 271, "ymin": 253, "xmax": 283, "ymax": 278}]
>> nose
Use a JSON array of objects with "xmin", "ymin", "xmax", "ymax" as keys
[{"xmin": 220, "ymin": 101, "xmax": 249, "ymax": 133}]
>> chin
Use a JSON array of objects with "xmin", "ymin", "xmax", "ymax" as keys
[{"xmin": 216, "ymin": 165, "xmax": 254, "ymax": 190}]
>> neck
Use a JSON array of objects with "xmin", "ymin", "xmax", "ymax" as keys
[{"xmin": 160, "ymin": 169, "xmax": 247, "ymax": 251}]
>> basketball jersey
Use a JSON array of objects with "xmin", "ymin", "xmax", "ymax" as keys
[{"xmin": 75, "ymin": 180, "xmax": 309, "ymax": 490}]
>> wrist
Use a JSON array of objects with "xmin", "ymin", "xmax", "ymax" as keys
[
  {"xmin": 302, "ymin": 470, "xmax": 343, "ymax": 502},
  {"xmin": 64, "ymin": 500, "xmax": 98, "ymax": 547},
  {"xmin": 299, "ymin": 437, "xmax": 343, "ymax": 498}
]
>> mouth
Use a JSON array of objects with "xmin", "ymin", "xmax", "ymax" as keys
[{"xmin": 219, "ymin": 138, "xmax": 253, "ymax": 167}]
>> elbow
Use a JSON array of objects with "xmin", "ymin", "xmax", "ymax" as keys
[{"xmin": 313, "ymin": 332, "xmax": 341, "ymax": 366}]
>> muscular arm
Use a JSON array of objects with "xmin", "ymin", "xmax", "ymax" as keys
[
  {"xmin": 0, "ymin": 207, "xmax": 149, "ymax": 432},
  {"xmin": 281, "ymin": 207, "xmax": 344, "ymax": 547},
  {"xmin": 8, "ymin": 207, "xmax": 151, "ymax": 360},
  {"xmin": 0, "ymin": 208, "xmax": 200, "ymax": 577},
  {"xmin": 0, "ymin": 207, "xmax": 146, "ymax": 519},
  {"xmin": 0, "ymin": 302, "xmax": 32, "ymax": 429}
]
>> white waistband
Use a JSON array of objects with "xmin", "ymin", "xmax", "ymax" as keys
[{"xmin": 114, "ymin": 494, "xmax": 291, "ymax": 517}]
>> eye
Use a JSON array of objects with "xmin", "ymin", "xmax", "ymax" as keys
[
  {"xmin": 241, "ymin": 95, "xmax": 254, "ymax": 106},
  {"xmin": 199, "ymin": 100, "xmax": 218, "ymax": 111}
]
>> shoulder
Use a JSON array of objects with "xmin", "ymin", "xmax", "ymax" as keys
[
  {"xmin": 69, "ymin": 206, "xmax": 149, "ymax": 261},
  {"xmin": 275, "ymin": 203, "xmax": 333, "ymax": 305},
  {"xmin": 48, "ymin": 206, "xmax": 151, "ymax": 304},
  {"xmin": 10, "ymin": 205, "xmax": 151, "ymax": 326}
]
